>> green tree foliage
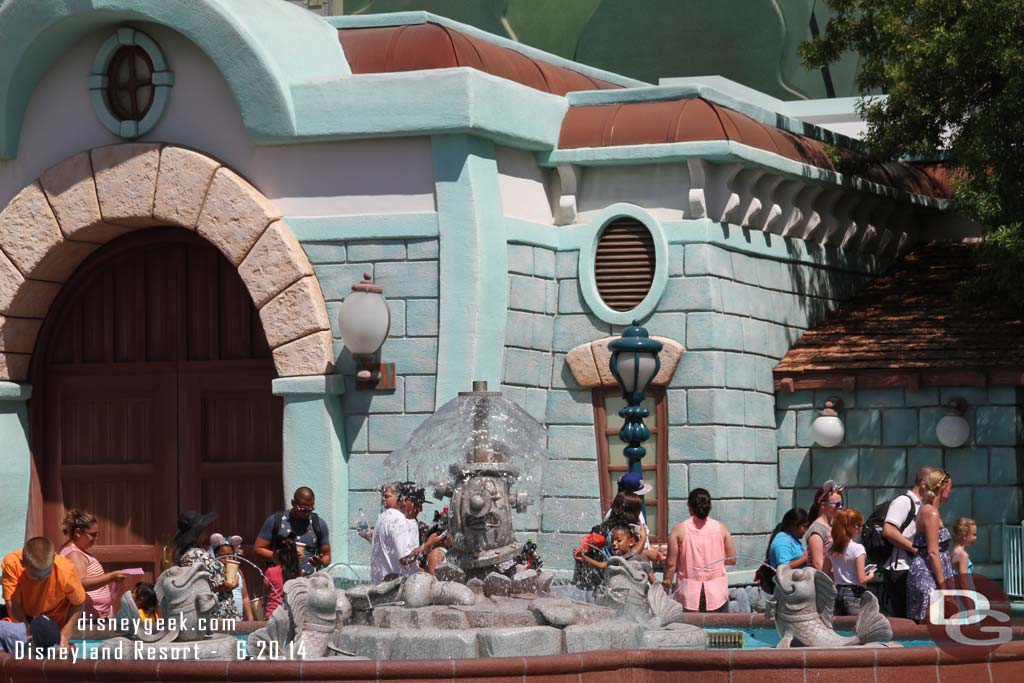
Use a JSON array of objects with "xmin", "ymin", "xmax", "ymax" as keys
[{"xmin": 801, "ymin": 0, "xmax": 1024, "ymax": 304}]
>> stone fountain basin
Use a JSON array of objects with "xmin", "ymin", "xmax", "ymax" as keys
[{"xmin": 340, "ymin": 596, "xmax": 706, "ymax": 659}]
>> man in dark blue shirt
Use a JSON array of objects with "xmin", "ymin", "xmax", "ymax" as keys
[{"xmin": 254, "ymin": 487, "xmax": 331, "ymax": 576}]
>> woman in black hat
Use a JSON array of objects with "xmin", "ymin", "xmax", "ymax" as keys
[{"xmin": 172, "ymin": 511, "xmax": 229, "ymax": 593}]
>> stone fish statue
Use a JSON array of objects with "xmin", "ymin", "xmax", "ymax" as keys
[
  {"xmin": 768, "ymin": 565, "xmax": 892, "ymax": 648},
  {"xmin": 99, "ymin": 562, "xmax": 236, "ymax": 659},
  {"xmin": 248, "ymin": 572, "xmax": 355, "ymax": 659}
]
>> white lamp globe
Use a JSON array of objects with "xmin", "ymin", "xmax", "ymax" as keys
[
  {"xmin": 936, "ymin": 413, "xmax": 970, "ymax": 448},
  {"xmin": 812, "ymin": 414, "xmax": 845, "ymax": 448},
  {"xmin": 338, "ymin": 273, "xmax": 391, "ymax": 355}
]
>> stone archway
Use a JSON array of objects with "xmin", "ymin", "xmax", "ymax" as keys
[{"xmin": 0, "ymin": 143, "xmax": 333, "ymax": 379}]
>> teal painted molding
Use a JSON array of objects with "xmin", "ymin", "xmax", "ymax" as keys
[
  {"xmin": 0, "ymin": 400, "xmax": 31, "ymax": 586},
  {"xmin": 502, "ymin": 216, "xmax": 878, "ymax": 274},
  {"xmin": 287, "ymin": 212, "xmax": 439, "ymax": 243},
  {"xmin": 272, "ymin": 374, "xmax": 346, "ymax": 396},
  {"xmin": 576, "ymin": 204, "xmax": 669, "ymax": 325},
  {"xmin": 505, "ymin": 217, "xmax": 561, "ymax": 250},
  {"xmin": 330, "ymin": 12, "xmax": 646, "ymax": 90},
  {"xmin": 289, "ymin": 68, "xmax": 567, "ymax": 151},
  {"xmin": 0, "ymin": 381, "xmax": 31, "ymax": 401},
  {"xmin": 280, "ymin": 392, "xmax": 350, "ymax": 563},
  {"xmin": 432, "ymin": 134, "xmax": 508, "ymax": 404},
  {"xmin": 0, "ymin": 0, "xmax": 348, "ymax": 158},
  {"xmin": 661, "ymin": 218, "xmax": 881, "ymax": 274},
  {"xmin": 538, "ymin": 141, "xmax": 949, "ymax": 210}
]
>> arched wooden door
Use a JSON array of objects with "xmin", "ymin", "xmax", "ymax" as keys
[{"xmin": 31, "ymin": 229, "xmax": 283, "ymax": 582}]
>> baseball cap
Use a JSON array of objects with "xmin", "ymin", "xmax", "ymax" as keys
[
  {"xmin": 617, "ymin": 472, "xmax": 653, "ymax": 495},
  {"xmin": 29, "ymin": 616, "xmax": 60, "ymax": 649}
]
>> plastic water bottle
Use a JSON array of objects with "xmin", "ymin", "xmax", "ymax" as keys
[{"xmin": 357, "ymin": 509, "xmax": 369, "ymax": 536}]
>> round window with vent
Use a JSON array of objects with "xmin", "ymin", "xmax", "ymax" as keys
[{"xmin": 594, "ymin": 217, "xmax": 656, "ymax": 312}]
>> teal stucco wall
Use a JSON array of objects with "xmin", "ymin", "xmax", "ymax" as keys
[
  {"xmin": 776, "ymin": 387, "xmax": 1023, "ymax": 579},
  {"xmin": 504, "ymin": 220, "xmax": 883, "ymax": 571}
]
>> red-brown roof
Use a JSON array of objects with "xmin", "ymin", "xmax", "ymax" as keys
[
  {"xmin": 337, "ymin": 22, "xmax": 951, "ymax": 201},
  {"xmin": 338, "ymin": 24, "xmax": 623, "ymax": 96},
  {"xmin": 774, "ymin": 242, "xmax": 1024, "ymax": 390},
  {"xmin": 558, "ymin": 100, "xmax": 952, "ymax": 199}
]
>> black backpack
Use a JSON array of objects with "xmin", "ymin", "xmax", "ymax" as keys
[
  {"xmin": 270, "ymin": 511, "xmax": 326, "ymax": 552},
  {"xmin": 862, "ymin": 494, "xmax": 914, "ymax": 567}
]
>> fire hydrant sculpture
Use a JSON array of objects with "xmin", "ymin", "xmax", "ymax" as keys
[{"xmin": 430, "ymin": 382, "xmax": 532, "ymax": 576}]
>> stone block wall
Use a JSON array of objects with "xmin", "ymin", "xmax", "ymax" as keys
[
  {"xmin": 303, "ymin": 237, "xmax": 440, "ymax": 569},
  {"xmin": 775, "ymin": 386, "xmax": 1023, "ymax": 577},
  {"xmin": 511, "ymin": 224, "xmax": 881, "ymax": 570}
]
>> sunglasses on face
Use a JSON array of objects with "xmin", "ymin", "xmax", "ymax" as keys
[
  {"xmin": 821, "ymin": 501, "xmax": 844, "ymax": 509},
  {"xmin": 293, "ymin": 504, "xmax": 315, "ymax": 512}
]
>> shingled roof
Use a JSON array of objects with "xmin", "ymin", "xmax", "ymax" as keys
[{"xmin": 774, "ymin": 242, "xmax": 1024, "ymax": 391}]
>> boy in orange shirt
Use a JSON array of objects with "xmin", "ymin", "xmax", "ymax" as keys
[{"xmin": 2, "ymin": 537, "xmax": 86, "ymax": 649}]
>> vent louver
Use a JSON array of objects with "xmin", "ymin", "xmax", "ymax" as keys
[{"xmin": 594, "ymin": 218, "xmax": 656, "ymax": 312}]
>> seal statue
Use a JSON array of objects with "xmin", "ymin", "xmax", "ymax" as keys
[{"xmin": 769, "ymin": 565, "xmax": 892, "ymax": 648}]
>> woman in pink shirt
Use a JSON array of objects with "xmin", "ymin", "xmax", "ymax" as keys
[
  {"xmin": 663, "ymin": 489, "xmax": 737, "ymax": 612},
  {"xmin": 59, "ymin": 509, "xmax": 127, "ymax": 618}
]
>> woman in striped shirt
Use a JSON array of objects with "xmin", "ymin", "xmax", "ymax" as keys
[{"xmin": 59, "ymin": 509, "xmax": 127, "ymax": 619}]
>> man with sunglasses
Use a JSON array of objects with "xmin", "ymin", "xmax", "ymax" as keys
[
  {"xmin": 1, "ymin": 537, "xmax": 85, "ymax": 649},
  {"xmin": 254, "ymin": 487, "xmax": 331, "ymax": 576},
  {"xmin": 880, "ymin": 466, "xmax": 933, "ymax": 618}
]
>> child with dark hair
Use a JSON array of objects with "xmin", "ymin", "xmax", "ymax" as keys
[
  {"xmin": 263, "ymin": 532, "xmax": 300, "ymax": 619},
  {"xmin": 132, "ymin": 582, "xmax": 159, "ymax": 623},
  {"xmin": 767, "ymin": 508, "xmax": 810, "ymax": 569},
  {"xmin": 823, "ymin": 508, "xmax": 875, "ymax": 616},
  {"xmin": 572, "ymin": 525, "xmax": 655, "ymax": 584}
]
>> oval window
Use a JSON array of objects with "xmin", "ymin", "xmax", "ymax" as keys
[{"xmin": 594, "ymin": 217, "xmax": 656, "ymax": 312}]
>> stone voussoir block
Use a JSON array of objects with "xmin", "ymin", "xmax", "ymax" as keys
[
  {"xmin": 259, "ymin": 276, "xmax": 331, "ymax": 348},
  {"xmin": 41, "ymin": 151, "xmax": 131, "ymax": 243},
  {"xmin": 0, "ymin": 254, "xmax": 61, "ymax": 319},
  {"xmin": 0, "ymin": 316, "xmax": 43, "ymax": 354},
  {"xmin": 153, "ymin": 146, "xmax": 221, "ymax": 228},
  {"xmin": 0, "ymin": 352, "xmax": 31, "ymax": 381},
  {"xmin": 91, "ymin": 143, "xmax": 161, "ymax": 227},
  {"xmin": 196, "ymin": 167, "xmax": 281, "ymax": 265},
  {"xmin": 271, "ymin": 330, "xmax": 333, "ymax": 377},
  {"xmin": 239, "ymin": 221, "xmax": 315, "ymax": 308},
  {"xmin": 0, "ymin": 182, "xmax": 66, "ymax": 279}
]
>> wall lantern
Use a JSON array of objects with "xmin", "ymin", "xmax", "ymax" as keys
[
  {"xmin": 337, "ymin": 272, "xmax": 395, "ymax": 390},
  {"xmin": 811, "ymin": 398, "xmax": 845, "ymax": 447},
  {"xmin": 936, "ymin": 398, "xmax": 970, "ymax": 448},
  {"xmin": 608, "ymin": 319, "xmax": 662, "ymax": 476}
]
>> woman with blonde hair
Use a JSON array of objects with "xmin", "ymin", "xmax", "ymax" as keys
[
  {"xmin": 59, "ymin": 509, "xmax": 127, "ymax": 618},
  {"xmin": 823, "ymin": 508, "xmax": 875, "ymax": 615},
  {"xmin": 906, "ymin": 469, "xmax": 954, "ymax": 622}
]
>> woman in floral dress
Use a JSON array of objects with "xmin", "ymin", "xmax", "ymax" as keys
[{"xmin": 906, "ymin": 470, "xmax": 954, "ymax": 622}]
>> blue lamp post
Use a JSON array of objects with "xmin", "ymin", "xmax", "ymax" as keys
[{"xmin": 608, "ymin": 320, "xmax": 662, "ymax": 477}]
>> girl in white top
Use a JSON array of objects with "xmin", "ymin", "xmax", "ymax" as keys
[{"xmin": 823, "ymin": 508, "xmax": 876, "ymax": 616}]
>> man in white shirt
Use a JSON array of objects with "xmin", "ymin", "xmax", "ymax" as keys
[
  {"xmin": 880, "ymin": 466, "xmax": 932, "ymax": 618},
  {"xmin": 369, "ymin": 482, "xmax": 425, "ymax": 583}
]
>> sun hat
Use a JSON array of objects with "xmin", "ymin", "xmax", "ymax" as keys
[
  {"xmin": 617, "ymin": 472, "xmax": 653, "ymax": 495},
  {"xmin": 172, "ymin": 510, "xmax": 217, "ymax": 548}
]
